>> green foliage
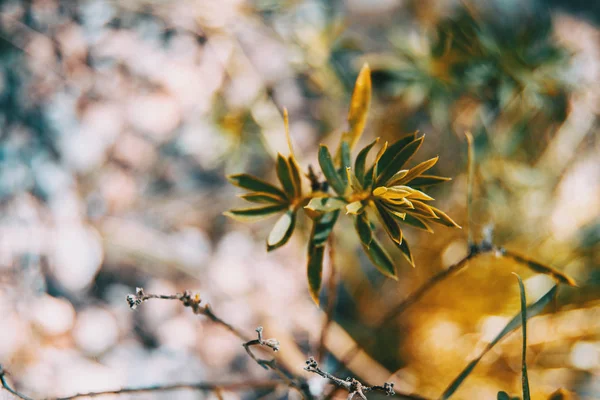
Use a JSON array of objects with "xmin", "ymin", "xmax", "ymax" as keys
[
  {"xmin": 515, "ymin": 274, "xmax": 531, "ymax": 400},
  {"xmin": 226, "ymin": 65, "xmax": 460, "ymax": 303}
]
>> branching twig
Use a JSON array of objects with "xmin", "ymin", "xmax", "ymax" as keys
[{"xmin": 305, "ymin": 357, "xmax": 396, "ymax": 400}]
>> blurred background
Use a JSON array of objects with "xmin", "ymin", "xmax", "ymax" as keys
[{"xmin": 0, "ymin": 0, "xmax": 598, "ymax": 399}]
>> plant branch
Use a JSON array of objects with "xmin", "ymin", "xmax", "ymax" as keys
[
  {"xmin": 318, "ymin": 233, "xmax": 339, "ymax": 362},
  {"xmin": 0, "ymin": 365, "xmax": 34, "ymax": 400}
]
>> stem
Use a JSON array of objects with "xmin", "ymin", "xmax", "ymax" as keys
[
  {"xmin": 317, "ymin": 233, "xmax": 339, "ymax": 362},
  {"xmin": 465, "ymin": 131, "xmax": 474, "ymax": 246}
]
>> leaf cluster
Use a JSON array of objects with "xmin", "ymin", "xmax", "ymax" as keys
[{"xmin": 226, "ymin": 65, "xmax": 460, "ymax": 303}]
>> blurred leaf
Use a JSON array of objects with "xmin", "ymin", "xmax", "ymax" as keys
[
  {"xmin": 319, "ymin": 145, "xmax": 347, "ymax": 196},
  {"xmin": 276, "ymin": 154, "xmax": 297, "ymax": 198},
  {"xmin": 224, "ymin": 204, "xmax": 288, "ymax": 221},
  {"xmin": 440, "ymin": 284, "xmax": 558, "ymax": 399},
  {"xmin": 514, "ymin": 274, "xmax": 531, "ymax": 400},
  {"xmin": 288, "ymin": 156, "xmax": 303, "ymax": 198},
  {"xmin": 305, "ymin": 197, "xmax": 346, "ymax": 212},
  {"xmin": 374, "ymin": 202, "xmax": 403, "ymax": 245},
  {"xmin": 377, "ymin": 136, "xmax": 425, "ymax": 185},
  {"xmin": 345, "ymin": 167, "xmax": 363, "ymax": 192},
  {"xmin": 355, "ymin": 213, "xmax": 373, "ymax": 247},
  {"xmin": 505, "ymin": 251, "xmax": 576, "ymax": 287},
  {"xmin": 267, "ymin": 209, "xmax": 296, "ymax": 251},
  {"xmin": 338, "ymin": 141, "xmax": 352, "ymax": 185},
  {"xmin": 340, "ymin": 63, "xmax": 372, "ymax": 152},
  {"xmin": 376, "ymin": 132, "xmax": 418, "ymax": 175},
  {"xmin": 409, "ymin": 175, "xmax": 452, "ymax": 188},
  {"xmin": 355, "ymin": 213, "xmax": 397, "ymax": 279},
  {"xmin": 547, "ymin": 389, "xmax": 570, "ymax": 400},
  {"xmin": 497, "ymin": 392, "xmax": 511, "ymax": 400},
  {"xmin": 355, "ymin": 138, "xmax": 379, "ymax": 185},
  {"xmin": 365, "ymin": 141, "xmax": 389, "ymax": 189},
  {"xmin": 398, "ymin": 236, "xmax": 414, "ymax": 267},
  {"xmin": 228, "ymin": 174, "xmax": 287, "ymax": 200},
  {"xmin": 240, "ymin": 192, "xmax": 286, "ymax": 204}
]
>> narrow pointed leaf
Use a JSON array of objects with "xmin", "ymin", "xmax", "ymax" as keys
[
  {"xmin": 411, "ymin": 200, "xmax": 439, "ymax": 218},
  {"xmin": 377, "ymin": 136, "xmax": 425, "ymax": 185},
  {"xmin": 408, "ymin": 175, "xmax": 452, "ymax": 188},
  {"xmin": 224, "ymin": 204, "xmax": 288, "ymax": 222},
  {"xmin": 403, "ymin": 214, "xmax": 434, "ymax": 233},
  {"xmin": 239, "ymin": 192, "xmax": 286, "ymax": 204},
  {"xmin": 377, "ymin": 132, "xmax": 418, "ymax": 175},
  {"xmin": 355, "ymin": 138, "xmax": 379, "ymax": 184},
  {"xmin": 364, "ymin": 237, "xmax": 397, "ymax": 279},
  {"xmin": 266, "ymin": 209, "xmax": 296, "ymax": 251},
  {"xmin": 398, "ymin": 237, "xmax": 415, "ymax": 267},
  {"xmin": 288, "ymin": 156, "xmax": 303, "ymax": 198},
  {"xmin": 276, "ymin": 154, "xmax": 297, "ymax": 198},
  {"xmin": 318, "ymin": 145, "xmax": 347, "ymax": 195},
  {"xmin": 505, "ymin": 251, "xmax": 576, "ymax": 287},
  {"xmin": 228, "ymin": 174, "xmax": 287, "ymax": 200},
  {"xmin": 305, "ymin": 197, "xmax": 346, "ymax": 212},
  {"xmin": 514, "ymin": 274, "xmax": 531, "ymax": 400},
  {"xmin": 397, "ymin": 156, "xmax": 439, "ymax": 185},
  {"xmin": 340, "ymin": 63, "xmax": 372, "ymax": 152},
  {"xmin": 364, "ymin": 141, "xmax": 388, "ymax": 189},
  {"xmin": 428, "ymin": 206, "xmax": 462, "ymax": 229},
  {"xmin": 346, "ymin": 168, "xmax": 363, "ymax": 192},
  {"xmin": 374, "ymin": 202, "xmax": 403, "ymax": 244},
  {"xmin": 307, "ymin": 211, "xmax": 340, "ymax": 305},
  {"xmin": 440, "ymin": 285, "xmax": 557, "ymax": 399},
  {"xmin": 338, "ymin": 141, "xmax": 352, "ymax": 186},
  {"xmin": 355, "ymin": 213, "xmax": 373, "ymax": 247}
]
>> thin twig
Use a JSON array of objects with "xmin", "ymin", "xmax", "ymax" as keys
[
  {"xmin": 464, "ymin": 131, "xmax": 475, "ymax": 246},
  {"xmin": 318, "ymin": 233, "xmax": 339, "ymax": 363}
]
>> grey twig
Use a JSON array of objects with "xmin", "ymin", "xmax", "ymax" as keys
[{"xmin": 304, "ymin": 357, "xmax": 395, "ymax": 400}]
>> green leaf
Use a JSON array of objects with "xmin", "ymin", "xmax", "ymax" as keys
[
  {"xmin": 403, "ymin": 214, "xmax": 434, "ymax": 233},
  {"xmin": 228, "ymin": 174, "xmax": 287, "ymax": 200},
  {"xmin": 239, "ymin": 192, "xmax": 286, "ymax": 204},
  {"xmin": 355, "ymin": 138, "xmax": 379, "ymax": 185},
  {"xmin": 224, "ymin": 204, "xmax": 288, "ymax": 221},
  {"xmin": 307, "ymin": 243, "xmax": 325, "ymax": 305},
  {"xmin": 376, "ymin": 132, "xmax": 417, "ymax": 176},
  {"xmin": 318, "ymin": 145, "xmax": 347, "ymax": 195},
  {"xmin": 374, "ymin": 202, "xmax": 403, "ymax": 244},
  {"xmin": 339, "ymin": 63, "xmax": 372, "ymax": 152},
  {"xmin": 355, "ymin": 213, "xmax": 373, "ymax": 247},
  {"xmin": 398, "ymin": 238, "xmax": 415, "ymax": 267},
  {"xmin": 346, "ymin": 167, "xmax": 363, "ymax": 192},
  {"xmin": 428, "ymin": 206, "xmax": 462, "ymax": 229},
  {"xmin": 377, "ymin": 135, "xmax": 425, "ymax": 185},
  {"xmin": 408, "ymin": 175, "xmax": 452, "ymax": 188},
  {"xmin": 288, "ymin": 156, "xmax": 303, "ymax": 198},
  {"xmin": 440, "ymin": 284, "xmax": 557, "ymax": 399},
  {"xmin": 364, "ymin": 236, "xmax": 397, "ymax": 280},
  {"xmin": 346, "ymin": 200, "xmax": 364, "ymax": 215},
  {"xmin": 364, "ymin": 141, "xmax": 388, "ymax": 189},
  {"xmin": 267, "ymin": 209, "xmax": 296, "ymax": 251},
  {"xmin": 307, "ymin": 211, "xmax": 339, "ymax": 305},
  {"xmin": 514, "ymin": 274, "xmax": 531, "ymax": 400},
  {"xmin": 305, "ymin": 197, "xmax": 346, "ymax": 213},
  {"xmin": 276, "ymin": 154, "xmax": 297, "ymax": 198},
  {"xmin": 338, "ymin": 141, "xmax": 352, "ymax": 186}
]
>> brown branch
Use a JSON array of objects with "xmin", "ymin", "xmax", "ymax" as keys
[{"xmin": 318, "ymin": 233, "xmax": 339, "ymax": 362}]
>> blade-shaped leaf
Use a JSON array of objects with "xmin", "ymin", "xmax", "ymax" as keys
[
  {"xmin": 267, "ymin": 209, "xmax": 296, "ymax": 251},
  {"xmin": 319, "ymin": 145, "xmax": 347, "ymax": 196},
  {"xmin": 403, "ymin": 214, "xmax": 434, "ymax": 233},
  {"xmin": 340, "ymin": 63, "xmax": 372, "ymax": 152},
  {"xmin": 288, "ymin": 156, "xmax": 303, "ymax": 198},
  {"xmin": 224, "ymin": 204, "xmax": 288, "ymax": 222},
  {"xmin": 440, "ymin": 284, "xmax": 558, "ymax": 399},
  {"xmin": 505, "ymin": 251, "xmax": 576, "ymax": 287},
  {"xmin": 394, "ymin": 156, "xmax": 439, "ymax": 185},
  {"xmin": 364, "ymin": 141, "xmax": 389, "ymax": 189},
  {"xmin": 276, "ymin": 154, "xmax": 297, "ymax": 198},
  {"xmin": 338, "ymin": 141, "xmax": 352, "ymax": 185},
  {"xmin": 355, "ymin": 213, "xmax": 373, "ymax": 247},
  {"xmin": 407, "ymin": 175, "xmax": 452, "ymax": 188},
  {"xmin": 228, "ymin": 174, "xmax": 287, "ymax": 200},
  {"xmin": 377, "ymin": 136, "xmax": 425, "ymax": 185},
  {"xmin": 376, "ymin": 132, "xmax": 418, "ymax": 175},
  {"xmin": 428, "ymin": 206, "xmax": 462, "ymax": 229},
  {"xmin": 374, "ymin": 202, "xmax": 403, "ymax": 244},
  {"xmin": 514, "ymin": 274, "xmax": 531, "ymax": 400},
  {"xmin": 363, "ymin": 236, "xmax": 397, "ymax": 280},
  {"xmin": 346, "ymin": 167, "xmax": 363, "ymax": 192},
  {"xmin": 239, "ymin": 192, "xmax": 286, "ymax": 204},
  {"xmin": 398, "ymin": 237, "xmax": 415, "ymax": 267},
  {"xmin": 346, "ymin": 201, "xmax": 364, "ymax": 215},
  {"xmin": 355, "ymin": 138, "xmax": 379, "ymax": 185},
  {"xmin": 305, "ymin": 197, "xmax": 346, "ymax": 213},
  {"xmin": 307, "ymin": 211, "xmax": 340, "ymax": 305}
]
